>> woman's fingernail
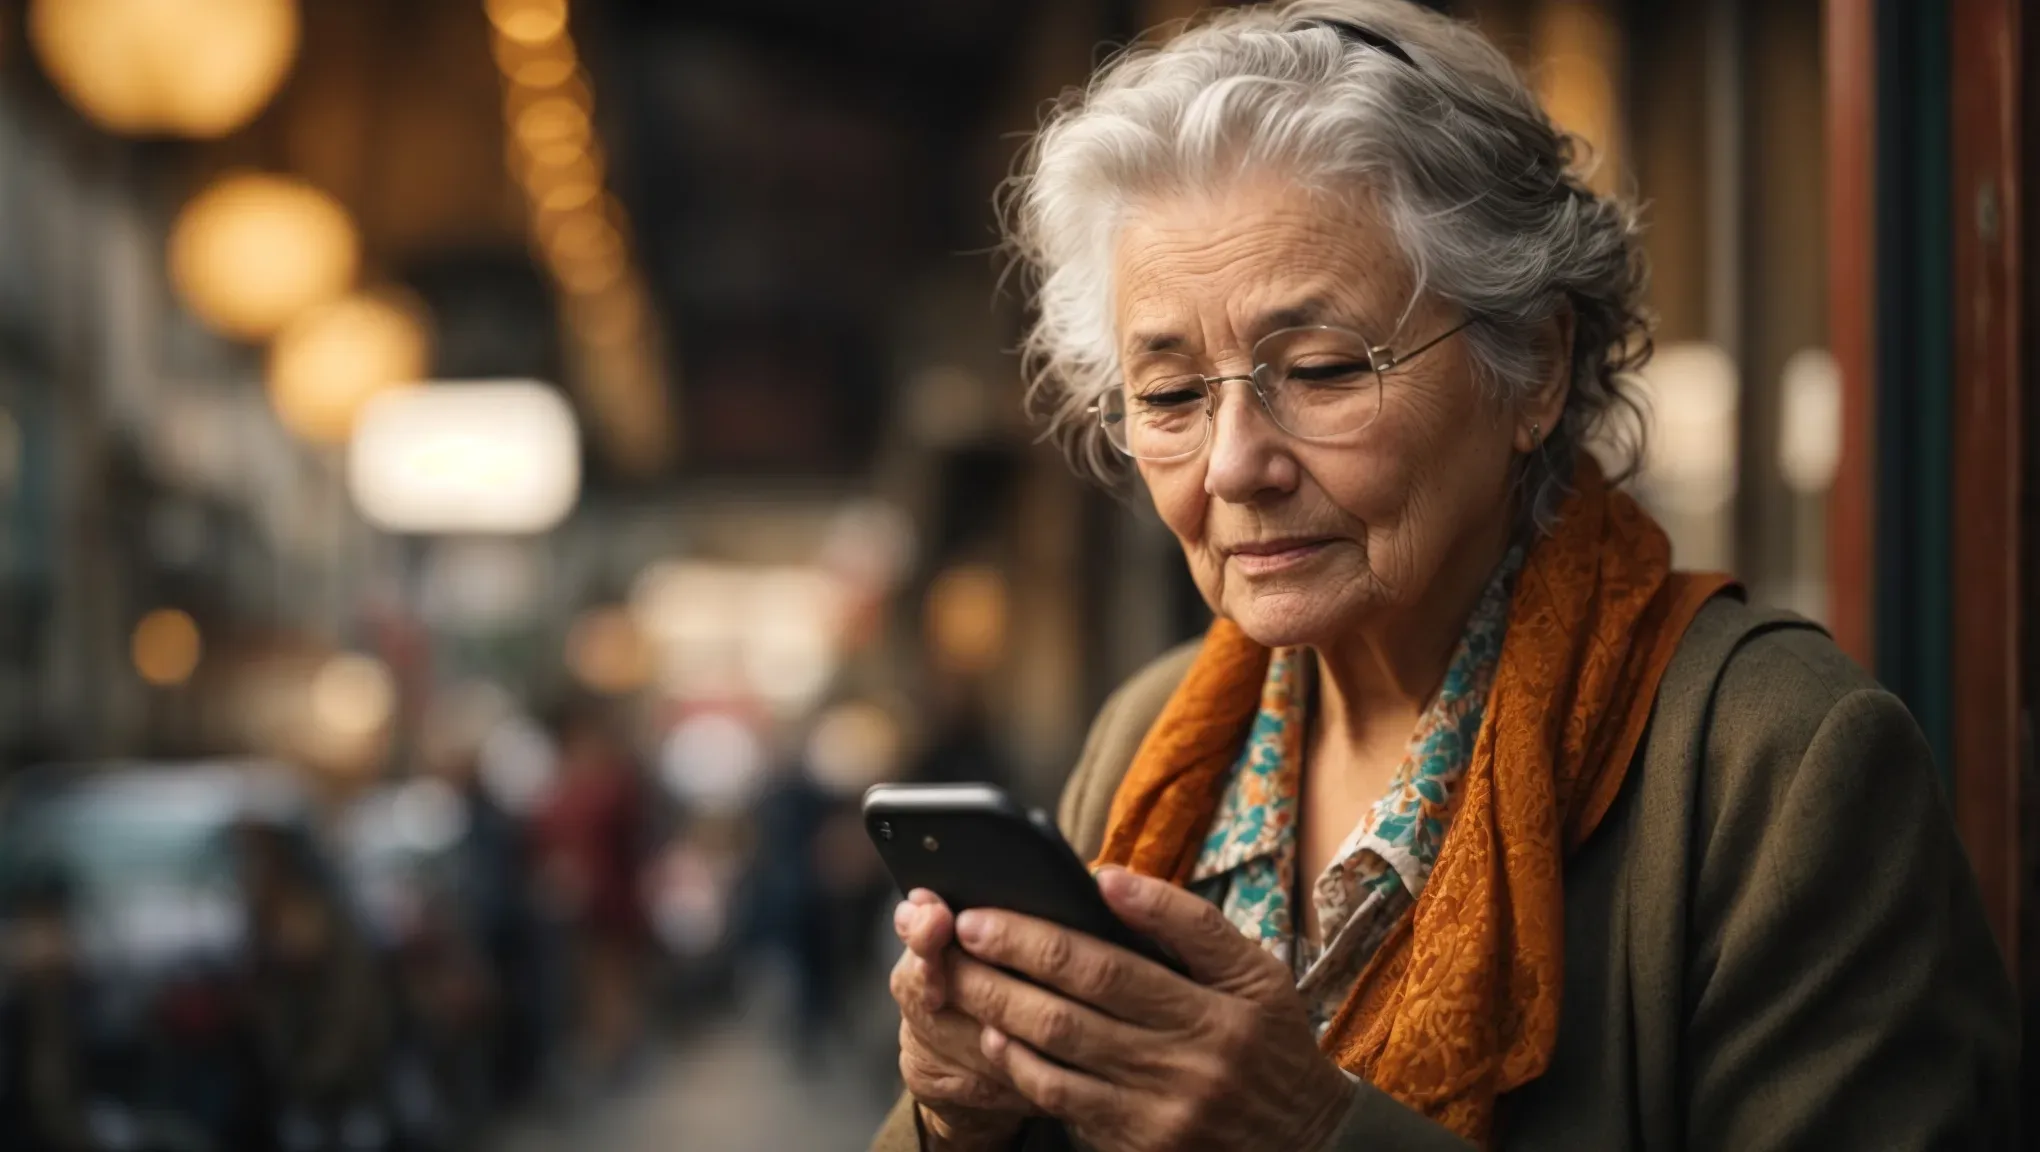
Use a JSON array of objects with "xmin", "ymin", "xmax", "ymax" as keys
[
  {"xmin": 1095, "ymin": 866, "xmax": 1133, "ymax": 899},
  {"xmin": 955, "ymin": 910, "xmax": 985, "ymax": 946},
  {"xmin": 894, "ymin": 902, "xmax": 915, "ymax": 935},
  {"xmin": 908, "ymin": 888, "xmax": 938, "ymax": 906},
  {"xmin": 980, "ymin": 1026, "xmax": 1008, "ymax": 1059}
]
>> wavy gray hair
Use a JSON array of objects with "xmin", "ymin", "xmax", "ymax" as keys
[{"xmin": 1003, "ymin": 0, "xmax": 1649, "ymax": 531}]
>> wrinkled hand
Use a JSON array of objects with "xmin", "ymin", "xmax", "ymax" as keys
[
  {"xmin": 950, "ymin": 866, "xmax": 1352, "ymax": 1152},
  {"xmin": 889, "ymin": 889, "xmax": 1033, "ymax": 1149}
]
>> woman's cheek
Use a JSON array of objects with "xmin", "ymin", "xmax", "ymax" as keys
[
  {"xmin": 1360, "ymin": 521, "xmax": 1422, "ymax": 603},
  {"xmin": 1142, "ymin": 467, "xmax": 1204, "ymax": 540},
  {"xmin": 1334, "ymin": 461, "xmax": 1437, "ymax": 597},
  {"xmin": 1142, "ymin": 475, "xmax": 1226, "ymax": 610},
  {"xmin": 1331, "ymin": 387, "xmax": 1474, "ymax": 524},
  {"xmin": 1302, "ymin": 444, "xmax": 1408, "ymax": 529}
]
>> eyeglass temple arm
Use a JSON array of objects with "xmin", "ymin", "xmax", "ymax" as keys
[{"xmin": 1375, "ymin": 317, "xmax": 1473, "ymax": 371}]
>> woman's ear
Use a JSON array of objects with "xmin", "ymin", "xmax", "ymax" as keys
[{"xmin": 1513, "ymin": 304, "xmax": 1574, "ymax": 454}]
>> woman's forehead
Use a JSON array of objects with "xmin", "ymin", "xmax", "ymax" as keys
[{"xmin": 1111, "ymin": 183, "xmax": 1410, "ymax": 348}]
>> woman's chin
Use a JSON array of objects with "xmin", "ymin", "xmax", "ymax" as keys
[{"xmin": 1222, "ymin": 591, "xmax": 1362, "ymax": 651}]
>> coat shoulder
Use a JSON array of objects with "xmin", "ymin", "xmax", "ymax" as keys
[
  {"xmin": 1685, "ymin": 594, "xmax": 1878, "ymax": 730},
  {"xmin": 1055, "ymin": 640, "xmax": 1201, "ymax": 856},
  {"xmin": 1665, "ymin": 595, "xmax": 1922, "ymax": 810},
  {"xmin": 1105, "ymin": 641, "xmax": 1203, "ymax": 736}
]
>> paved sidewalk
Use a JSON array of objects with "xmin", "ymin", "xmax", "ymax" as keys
[{"xmin": 490, "ymin": 988, "xmax": 899, "ymax": 1152}]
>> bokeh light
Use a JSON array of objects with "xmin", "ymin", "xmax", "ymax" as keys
[
  {"xmin": 490, "ymin": 25, "xmax": 579, "ymax": 86},
  {"xmin": 1638, "ymin": 341, "xmax": 1740, "ymax": 516},
  {"xmin": 131, "ymin": 608, "xmax": 202, "ymax": 687},
  {"xmin": 311, "ymin": 653, "xmax": 397, "ymax": 742},
  {"xmin": 485, "ymin": 0, "xmax": 568, "ymax": 47},
  {"xmin": 658, "ymin": 712, "xmax": 767, "ymax": 816},
  {"xmin": 925, "ymin": 564, "xmax": 1010, "ymax": 676},
  {"xmin": 392, "ymin": 777, "xmax": 468, "ymax": 855},
  {"xmin": 29, "ymin": 0, "xmax": 299, "ymax": 138},
  {"xmin": 266, "ymin": 290, "xmax": 430, "ymax": 445},
  {"xmin": 1779, "ymin": 348, "xmax": 1843, "ymax": 496},
  {"xmin": 169, "ymin": 173, "xmax": 360, "ymax": 342},
  {"xmin": 514, "ymin": 96, "xmax": 593, "ymax": 156},
  {"xmin": 503, "ymin": 50, "xmax": 578, "ymax": 90},
  {"xmin": 538, "ymin": 177, "xmax": 601, "ymax": 215},
  {"xmin": 566, "ymin": 605, "xmax": 654, "ymax": 695},
  {"xmin": 804, "ymin": 702, "xmax": 903, "ymax": 796},
  {"xmin": 349, "ymin": 381, "xmax": 582, "ymax": 534}
]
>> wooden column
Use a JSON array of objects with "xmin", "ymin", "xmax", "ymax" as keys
[
  {"xmin": 1823, "ymin": 0, "xmax": 1876, "ymax": 668},
  {"xmin": 1948, "ymin": 0, "xmax": 2024, "ymax": 969}
]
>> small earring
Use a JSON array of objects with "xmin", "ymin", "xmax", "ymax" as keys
[{"xmin": 1528, "ymin": 421, "xmax": 1541, "ymax": 446}]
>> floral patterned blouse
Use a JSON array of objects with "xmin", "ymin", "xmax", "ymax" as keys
[{"xmin": 1187, "ymin": 549, "xmax": 1522, "ymax": 1034}]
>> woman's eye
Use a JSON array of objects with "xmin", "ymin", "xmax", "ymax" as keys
[
  {"xmin": 1285, "ymin": 359, "xmax": 1373, "ymax": 384},
  {"xmin": 1134, "ymin": 386, "xmax": 1205, "ymax": 409}
]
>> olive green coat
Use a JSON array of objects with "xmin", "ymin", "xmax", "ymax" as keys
[{"xmin": 872, "ymin": 597, "xmax": 2019, "ymax": 1150}]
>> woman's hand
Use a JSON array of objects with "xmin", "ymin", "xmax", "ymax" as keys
[
  {"xmin": 949, "ymin": 867, "xmax": 1353, "ymax": 1152},
  {"xmin": 889, "ymin": 889, "xmax": 1034, "ymax": 1150}
]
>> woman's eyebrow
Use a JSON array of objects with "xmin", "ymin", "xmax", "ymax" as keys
[
  {"xmin": 1127, "ymin": 329, "xmax": 1185, "ymax": 355},
  {"xmin": 1248, "ymin": 299, "xmax": 1327, "ymax": 335},
  {"xmin": 1124, "ymin": 298, "xmax": 1333, "ymax": 357}
]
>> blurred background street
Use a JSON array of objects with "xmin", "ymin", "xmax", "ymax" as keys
[
  {"xmin": 0, "ymin": 0, "xmax": 2030, "ymax": 1149},
  {"xmin": 487, "ymin": 984, "xmax": 898, "ymax": 1152},
  {"xmin": 486, "ymin": 1045, "xmax": 881, "ymax": 1152}
]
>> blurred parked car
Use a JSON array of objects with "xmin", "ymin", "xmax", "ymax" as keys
[{"xmin": 0, "ymin": 762, "xmax": 403, "ymax": 1152}]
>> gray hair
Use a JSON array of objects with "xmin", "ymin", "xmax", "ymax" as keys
[{"xmin": 1003, "ymin": 0, "xmax": 1650, "ymax": 531}]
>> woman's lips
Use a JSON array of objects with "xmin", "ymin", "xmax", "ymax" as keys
[{"xmin": 1227, "ymin": 540, "xmax": 1332, "ymax": 575}]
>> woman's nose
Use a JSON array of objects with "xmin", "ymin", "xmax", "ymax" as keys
[{"xmin": 1203, "ymin": 383, "xmax": 1296, "ymax": 502}]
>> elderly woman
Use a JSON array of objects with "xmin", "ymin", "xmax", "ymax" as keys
[{"xmin": 874, "ymin": 2, "xmax": 2017, "ymax": 1150}]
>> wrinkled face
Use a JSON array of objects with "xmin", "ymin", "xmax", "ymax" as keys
[{"xmin": 1113, "ymin": 177, "xmax": 1524, "ymax": 649}]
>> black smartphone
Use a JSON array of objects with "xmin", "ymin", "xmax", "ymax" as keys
[{"xmin": 862, "ymin": 782, "xmax": 1183, "ymax": 974}]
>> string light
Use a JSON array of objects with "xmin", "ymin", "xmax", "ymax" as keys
[
  {"xmin": 514, "ymin": 97, "xmax": 592, "ymax": 154},
  {"xmin": 537, "ymin": 179, "xmax": 600, "ymax": 214},
  {"xmin": 485, "ymin": 0, "xmax": 672, "ymax": 474},
  {"xmin": 492, "ymin": 35, "xmax": 580, "ymax": 92},
  {"xmin": 567, "ymin": 281, "xmax": 644, "ymax": 346},
  {"xmin": 485, "ymin": 0, "xmax": 567, "ymax": 47}
]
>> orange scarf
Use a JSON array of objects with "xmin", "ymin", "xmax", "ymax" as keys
[{"xmin": 1094, "ymin": 463, "xmax": 1732, "ymax": 1145}]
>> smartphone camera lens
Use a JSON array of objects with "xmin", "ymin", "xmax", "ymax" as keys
[
  {"xmin": 875, "ymin": 820, "xmax": 893, "ymax": 841},
  {"xmin": 922, "ymin": 835, "xmax": 940, "ymax": 852}
]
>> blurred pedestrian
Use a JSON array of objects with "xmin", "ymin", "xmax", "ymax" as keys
[
  {"xmin": 425, "ymin": 730, "xmax": 546, "ymax": 1105},
  {"xmin": 237, "ymin": 815, "xmax": 393, "ymax": 1149},
  {"xmin": 748, "ymin": 758, "xmax": 833, "ymax": 1064},
  {"xmin": 234, "ymin": 823, "xmax": 393, "ymax": 1152},
  {"xmin": 530, "ymin": 697, "xmax": 652, "ymax": 1091},
  {"xmin": 0, "ymin": 870, "xmax": 97, "ymax": 1152},
  {"xmin": 910, "ymin": 692, "xmax": 1012, "ymax": 793}
]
